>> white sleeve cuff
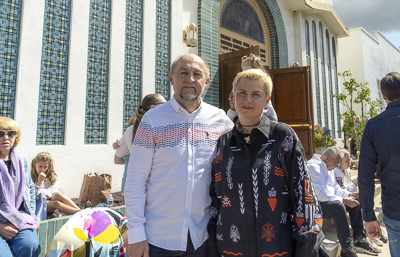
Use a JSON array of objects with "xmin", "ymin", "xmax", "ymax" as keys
[{"xmin": 127, "ymin": 225, "xmax": 147, "ymax": 244}]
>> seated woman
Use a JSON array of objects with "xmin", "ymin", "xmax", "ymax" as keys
[
  {"xmin": 334, "ymin": 148, "xmax": 358, "ymax": 193},
  {"xmin": 208, "ymin": 69, "xmax": 323, "ymax": 256},
  {"xmin": 0, "ymin": 117, "xmax": 40, "ymax": 257},
  {"xmin": 46, "ymin": 206, "xmax": 128, "ymax": 257}
]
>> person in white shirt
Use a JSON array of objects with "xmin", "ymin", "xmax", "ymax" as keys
[
  {"xmin": 334, "ymin": 148, "xmax": 358, "ymax": 193},
  {"xmin": 307, "ymin": 146, "xmax": 377, "ymax": 257},
  {"xmin": 125, "ymin": 53, "xmax": 233, "ymax": 257}
]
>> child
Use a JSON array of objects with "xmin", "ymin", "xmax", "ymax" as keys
[{"xmin": 31, "ymin": 152, "xmax": 81, "ymax": 215}]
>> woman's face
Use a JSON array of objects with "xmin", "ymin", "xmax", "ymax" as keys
[
  {"xmin": 234, "ymin": 78, "xmax": 269, "ymax": 123},
  {"xmin": 0, "ymin": 129, "xmax": 17, "ymax": 155},
  {"xmin": 35, "ymin": 161, "xmax": 49, "ymax": 175},
  {"xmin": 340, "ymin": 155, "xmax": 351, "ymax": 170}
]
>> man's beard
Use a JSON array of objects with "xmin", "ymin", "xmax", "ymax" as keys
[{"xmin": 180, "ymin": 92, "xmax": 198, "ymax": 102}]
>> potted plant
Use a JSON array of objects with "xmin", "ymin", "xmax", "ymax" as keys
[{"xmin": 314, "ymin": 124, "xmax": 335, "ymax": 154}]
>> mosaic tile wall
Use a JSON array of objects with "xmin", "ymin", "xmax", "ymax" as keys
[
  {"xmin": 122, "ymin": 0, "xmax": 144, "ymax": 130},
  {"xmin": 84, "ymin": 0, "xmax": 112, "ymax": 144},
  {"xmin": 36, "ymin": 0, "xmax": 72, "ymax": 145},
  {"xmin": 0, "ymin": 0, "xmax": 23, "ymax": 119},
  {"xmin": 328, "ymin": 68, "xmax": 336, "ymax": 135},
  {"xmin": 321, "ymin": 65, "xmax": 328, "ymax": 128},
  {"xmin": 154, "ymin": 0, "xmax": 171, "ymax": 100},
  {"xmin": 198, "ymin": 0, "xmax": 288, "ymax": 106},
  {"xmin": 314, "ymin": 59, "xmax": 321, "ymax": 125}
]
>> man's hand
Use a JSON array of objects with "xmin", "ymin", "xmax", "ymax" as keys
[
  {"xmin": 343, "ymin": 197, "xmax": 360, "ymax": 208},
  {"xmin": 349, "ymin": 191, "xmax": 359, "ymax": 199},
  {"xmin": 0, "ymin": 223, "xmax": 18, "ymax": 240},
  {"xmin": 127, "ymin": 240, "xmax": 149, "ymax": 257},
  {"xmin": 365, "ymin": 220, "xmax": 382, "ymax": 238}
]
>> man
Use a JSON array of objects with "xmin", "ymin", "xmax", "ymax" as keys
[
  {"xmin": 359, "ymin": 72, "xmax": 400, "ymax": 256},
  {"xmin": 124, "ymin": 53, "xmax": 233, "ymax": 257},
  {"xmin": 307, "ymin": 146, "xmax": 377, "ymax": 257}
]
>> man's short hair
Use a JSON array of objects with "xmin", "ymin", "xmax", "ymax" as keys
[
  {"xmin": 322, "ymin": 146, "xmax": 344, "ymax": 159},
  {"xmin": 170, "ymin": 54, "xmax": 210, "ymax": 79},
  {"xmin": 232, "ymin": 68, "xmax": 273, "ymax": 98},
  {"xmin": 381, "ymin": 72, "xmax": 400, "ymax": 101}
]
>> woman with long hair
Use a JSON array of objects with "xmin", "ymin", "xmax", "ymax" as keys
[{"xmin": 113, "ymin": 94, "xmax": 166, "ymax": 190}]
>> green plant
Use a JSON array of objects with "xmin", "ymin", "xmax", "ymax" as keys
[
  {"xmin": 333, "ymin": 71, "xmax": 385, "ymax": 151},
  {"xmin": 314, "ymin": 124, "xmax": 336, "ymax": 148}
]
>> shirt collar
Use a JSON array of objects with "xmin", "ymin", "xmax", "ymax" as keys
[
  {"xmin": 170, "ymin": 95, "xmax": 204, "ymax": 115},
  {"xmin": 386, "ymin": 99, "xmax": 400, "ymax": 110},
  {"xmin": 312, "ymin": 153, "xmax": 330, "ymax": 171},
  {"xmin": 230, "ymin": 114, "xmax": 271, "ymax": 145}
]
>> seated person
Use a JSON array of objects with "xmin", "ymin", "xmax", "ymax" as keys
[
  {"xmin": 334, "ymin": 148, "xmax": 358, "ymax": 192},
  {"xmin": 307, "ymin": 146, "xmax": 378, "ymax": 257},
  {"xmin": 45, "ymin": 206, "xmax": 128, "ymax": 257},
  {"xmin": 31, "ymin": 152, "xmax": 81, "ymax": 216}
]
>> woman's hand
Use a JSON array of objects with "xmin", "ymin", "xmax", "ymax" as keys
[
  {"xmin": 0, "ymin": 223, "xmax": 18, "ymax": 240},
  {"xmin": 113, "ymin": 139, "xmax": 121, "ymax": 150}
]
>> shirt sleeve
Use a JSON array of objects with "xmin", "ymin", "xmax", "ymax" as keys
[
  {"xmin": 116, "ymin": 126, "xmax": 132, "ymax": 158},
  {"xmin": 307, "ymin": 161, "xmax": 343, "ymax": 202},
  {"xmin": 358, "ymin": 123, "xmax": 378, "ymax": 222},
  {"xmin": 124, "ymin": 115, "xmax": 155, "ymax": 244}
]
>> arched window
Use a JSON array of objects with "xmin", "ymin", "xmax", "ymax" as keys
[
  {"xmin": 319, "ymin": 22, "xmax": 324, "ymax": 63},
  {"xmin": 220, "ymin": 0, "xmax": 265, "ymax": 43},
  {"xmin": 305, "ymin": 20, "xmax": 310, "ymax": 56},
  {"xmin": 312, "ymin": 21, "xmax": 317, "ymax": 58},
  {"xmin": 325, "ymin": 30, "xmax": 331, "ymax": 66},
  {"xmin": 332, "ymin": 37, "xmax": 337, "ymax": 68}
]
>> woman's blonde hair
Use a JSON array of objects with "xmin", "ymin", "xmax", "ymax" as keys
[
  {"xmin": 0, "ymin": 117, "xmax": 22, "ymax": 148},
  {"xmin": 31, "ymin": 152, "xmax": 57, "ymax": 186},
  {"xmin": 232, "ymin": 69, "xmax": 273, "ymax": 98}
]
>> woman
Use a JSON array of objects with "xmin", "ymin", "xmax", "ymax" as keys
[
  {"xmin": 113, "ymin": 94, "xmax": 166, "ymax": 190},
  {"xmin": 46, "ymin": 206, "xmax": 128, "ymax": 257},
  {"xmin": 334, "ymin": 148, "xmax": 358, "ymax": 193},
  {"xmin": 0, "ymin": 117, "xmax": 40, "ymax": 257},
  {"xmin": 209, "ymin": 69, "xmax": 323, "ymax": 256}
]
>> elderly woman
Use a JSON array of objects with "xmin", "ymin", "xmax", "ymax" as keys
[
  {"xmin": 0, "ymin": 117, "xmax": 40, "ymax": 257},
  {"xmin": 208, "ymin": 69, "xmax": 323, "ymax": 256}
]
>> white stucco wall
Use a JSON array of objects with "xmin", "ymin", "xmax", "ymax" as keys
[
  {"xmin": 338, "ymin": 27, "xmax": 400, "ymax": 116},
  {"xmin": 14, "ymin": 0, "xmax": 198, "ymax": 198}
]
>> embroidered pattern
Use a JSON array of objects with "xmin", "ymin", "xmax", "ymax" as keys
[
  {"xmin": 215, "ymin": 172, "xmax": 222, "ymax": 182},
  {"xmin": 223, "ymin": 195, "xmax": 231, "ymax": 207},
  {"xmin": 214, "ymin": 148, "xmax": 223, "ymax": 164},
  {"xmin": 261, "ymin": 253, "xmax": 288, "ymax": 257},
  {"xmin": 268, "ymin": 187, "xmax": 277, "ymax": 211},
  {"xmin": 238, "ymin": 183, "xmax": 245, "ymax": 214},
  {"xmin": 280, "ymin": 212, "xmax": 287, "ymax": 224},
  {"xmin": 217, "ymin": 214, "xmax": 222, "ymax": 225},
  {"xmin": 210, "ymin": 206, "xmax": 218, "ymax": 219},
  {"xmin": 217, "ymin": 234, "xmax": 223, "ymax": 241},
  {"xmin": 295, "ymin": 218, "xmax": 305, "ymax": 228},
  {"xmin": 226, "ymin": 157, "xmax": 234, "ymax": 189},
  {"xmin": 261, "ymin": 223, "xmax": 275, "ymax": 242},
  {"xmin": 223, "ymin": 251, "xmax": 243, "ymax": 256},
  {"xmin": 282, "ymin": 136, "xmax": 293, "ymax": 152},
  {"xmin": 252, "ymin": 168, "xmax": 259, "ymax": 217},
  {"xmin": 274, "ymin": 167, "xmax": 284, "ymax": 177},
  {"xmin": 230, "ymin": 225, "xmax": 241, "ymax": 242},
  {"xmin": 263, "ymin": 150, "xmax": 272, "ymax": 185}
]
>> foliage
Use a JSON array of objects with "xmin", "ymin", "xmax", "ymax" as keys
[
  {"xmin": 333, "ymin": 71, "xmax": 385, "ymax": 151},
  {"xmin": 314, "ymin": 124, "xmax": 336, "ymax": 148}
]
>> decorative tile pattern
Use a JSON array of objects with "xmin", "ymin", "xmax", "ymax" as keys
[
  {"xmin": 154, "ymin": 0, "xmax": 170, "ymax": 100},
  {"xmin": 123, "ymin": 0, "xmax": 144, "ymax": 130},
  {"xmin": 314, "ymin": 59, "xmax": 321, "ymax": 125},
  {"xmin": 321, "ymin": 65, "xmax": 328, "ymax": 128},
  {"xmin": 335, "ymin": 69, "xmax": 341, "ymax": 138},
  {"xmin": 36, "ymin": 0, "xmax": 72, "ymax": 145},
  {"xmin": 84, "ymin": 0, "xmax": 112, "ymax": 144},
  {"xmin": 305, "ymin": 20, "xmax": 310, "ymax": 56},
  {"xmin": 0, "ymin": 0, "xmax": 23, "ymax": 119},
  {"xmin": 328, "ymin": 69, "xmax": 335, "ymax": 136}
]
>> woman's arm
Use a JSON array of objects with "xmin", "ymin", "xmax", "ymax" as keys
[{"xmin": 114, "ymin": 154, "xmax": 125, "ymax": 164}]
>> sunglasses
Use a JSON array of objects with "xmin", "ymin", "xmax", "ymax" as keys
[{"xmin": 0, "ymin": 130, "xmax": 17, "ymax": 138}]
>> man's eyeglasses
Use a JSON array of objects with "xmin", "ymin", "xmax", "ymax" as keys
[{"xmin": 0, "ymin": 130, "xmax": 17, "ymax": 138}]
